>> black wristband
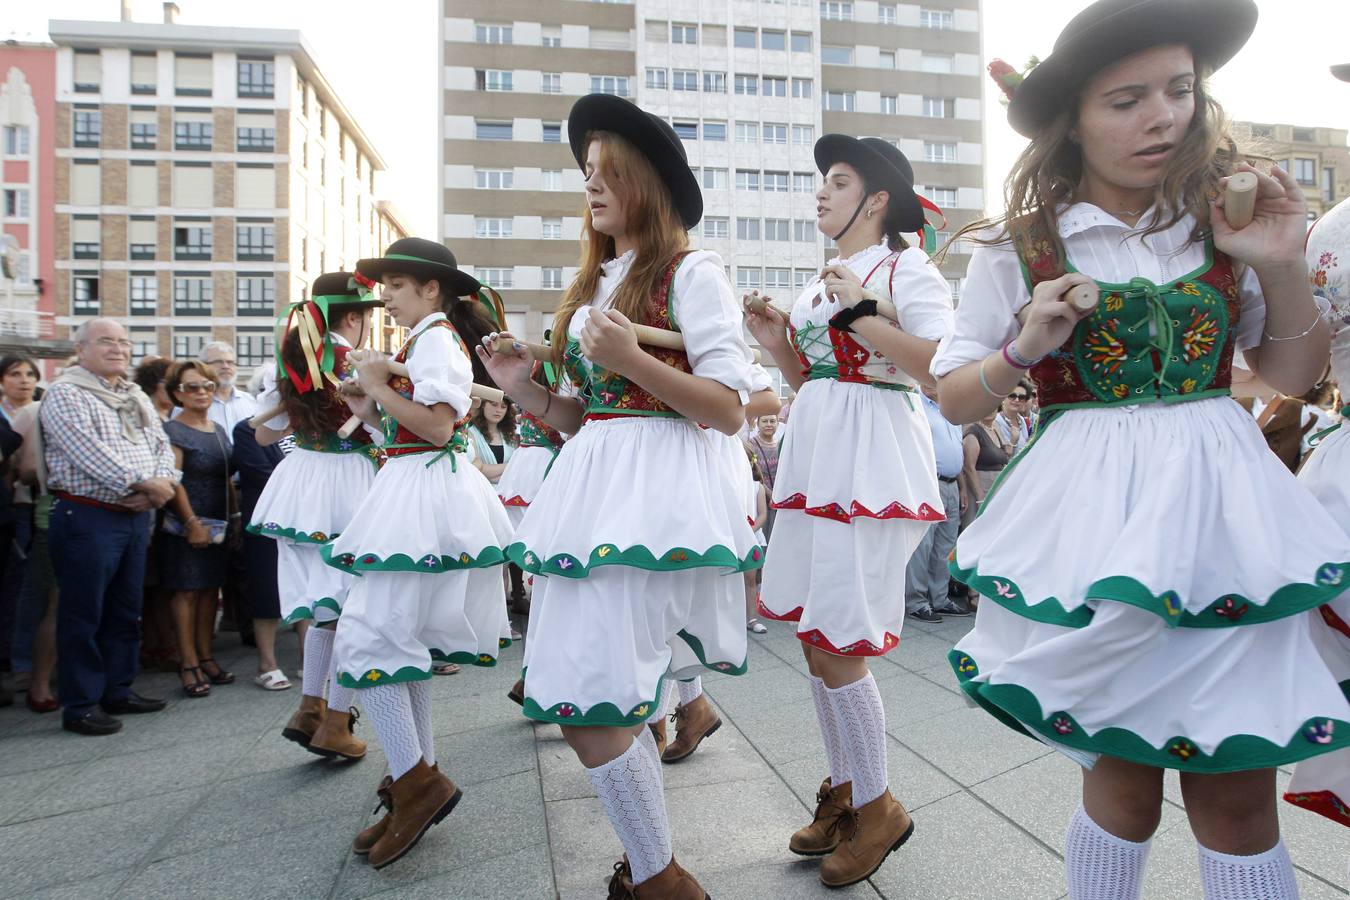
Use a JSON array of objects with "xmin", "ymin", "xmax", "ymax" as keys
[{"xmin": 829, "ymin": 299, "xmax": 879, "ymax": 332}]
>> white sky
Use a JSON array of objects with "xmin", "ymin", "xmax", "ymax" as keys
[{"xmin": 16, "ymin": 0, "xmax": 1350, "ymax": 235}]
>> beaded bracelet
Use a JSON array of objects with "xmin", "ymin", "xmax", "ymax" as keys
[
  {"xmin": 977, "ymin": 357, "xmax": 1004, "ymax": 398},
  {"xmin": 1001, "ymin": 339, "xmax": 1040, "ymax": 370}
]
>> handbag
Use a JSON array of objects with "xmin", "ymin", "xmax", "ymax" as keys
[{"xmin": 161, "ymin": 422, "xmax": 231, "ymax": 545}]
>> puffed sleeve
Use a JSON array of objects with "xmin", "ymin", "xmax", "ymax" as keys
[
  {"xmin": 890, "ymin": 247, "xmax": 954, "ymax": 341},
  {"xmin": 669, "ymin": 250, "xmax": 759, "ymax": 404},
  {"xmin": 407, "ymin": 325, "xmax": 473, "ymax": 420},
  {"xmin": 930, "ymin": 237, "xmax": 1027, "ymax": 379},
  {"xmin": 257, "ymin": 364, "xmax": 288, "ymax": 430}
]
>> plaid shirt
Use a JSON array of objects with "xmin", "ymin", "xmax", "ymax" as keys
[{"xmin": 40, "ymin": 376, "xmax": 178, "ymax": 504}]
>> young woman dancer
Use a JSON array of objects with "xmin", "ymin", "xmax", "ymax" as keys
[
  {"xmin": 478, "ymin": 93, "xmax": 762, "ymax": 899},
  {"xmin": 933, "ymin": 2, "xmax": 1350, "ymax": 896},
  {"xmin": 745, "ymin": 133, "xmax": 952, "ymax": 887},
  {"xmin": 324, "ymin": 238, "xmax": 513, "ymax": 869},
  {"xmin": 251, "ymin": 272, "xmax": 382, "ymax": 760}
]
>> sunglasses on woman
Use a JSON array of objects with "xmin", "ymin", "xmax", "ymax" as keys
[{"xmin": 178, "ymin": 381, "xmax": 217, "ymax": 393}]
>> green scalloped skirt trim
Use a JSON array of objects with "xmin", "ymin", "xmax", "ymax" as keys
[
  {"xmin": 246, "ymin": 522, "xmax": 340, "ymax": 545},
  {"xmin": 520, "ymin": 667, "xmax": 666, "ymax": 726},
  {"xmin": 675, "ymin": 628, "xmax": 748, "ymax": 676},
  {"xmin": 948, "ymin": 649, "xmax": 1350, "ymax": 773},
  {"xmin": 338, "ymin": 648, "xmax": 500, "ymax": 688},
  {"xmin": 506, "ymin": 541, "xmax": 764, "ymax": 579},
  {"xmin": 949, "ymin": 557, "xmax": 1350, "ymax": 629},
  {"xmin": 321, "ymin": 544, "xmax": 509, "ymax": 574},
  {"xmin": 281, "ymin": 597, "xmax": 341, "ymax": 625}
]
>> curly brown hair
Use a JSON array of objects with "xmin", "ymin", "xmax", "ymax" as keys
[
  {"xmin": 132, "ymin": 357, "xmax": 171, "ymax": 396},
  {"xmin": 165, "ymin": 360, "xmax": 219, "ymax": 408}
]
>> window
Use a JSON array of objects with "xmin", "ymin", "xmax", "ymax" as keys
[
  {"xmin": 761, "ymin": 30, "xmax": 786, "ymax": 50},
  {"xmin": 542, "ymin": 122, "xmax": 562, "ymax": 143},
  {"xmin": 74, "ymin": 51, "xmax": 101, "ymax": 92},
  {"xmin": 591, "ymin": 75, "xmax": 629, "ymax": 97},
  {"xmin": 541, "ymin": 169, "xmax": 564, "ymax": 191},
  {"xmin": 924, "ymin": 140, "xmax": 957, "ymax": 163},
  {"xmin": 475, "ymin": 217, "xmax": 513, "ymax": 238},
  {"xmin": 763, "ymin": 123, "xmax": 787, "ymax": 145},
  {"xmin": 237, "ymin": 59, "xmax": 275, "ymax": 98},
  {"xmin": 790, "ymin": 31, "xmax": 812, "ymax": 52},
  {"xmin": 236, "ymin": 165, "xmax": 275, "ymax": 208},
  {"xmin": 174, "ymin": 224, "xmax": 212, "ymax": 260},
  {"xmin": 236, "ymin": 223, "xmax": 275, "ymax": 261},
  {"xmin": 537, "ymin": 72, "xmax": 561, "ymax": 95},
  {"xmin": 128, "ymin": 329, "xmax": 156, "ymax": 363},
  {"xmin": 129, "ymin": 218, "xmax": 156, "ymax": 259},
  {"xmin": 1, "ymin": 188, "xmax": 28, "ymax": 218},
  {"xmin": 735, "ymin": 268, "xmax": 762, "ymax": 290},
  {"xmin": 703, "ymin": 72, "xmax": 726, "ymax": 94},
  {"xmin": 791, "ymin": 125, "xmax": 813, "ymax": 145},
  {"xmin": 672, "ymin": 120, "xmax": 698, "ymax": 141},
  {"xmin": 477, "ymin": 268, "xmax": 513, "ymax": 288},
  {"xmin": 791, "ymin": 78, "xmax": 812, "ymax": 99},
  {"xmin": 1325, "ymin": 167, "xmax": 1337, "ymax": 203},
  {"xmin": 703, "ymin": 121, "xmax": 727, "ymax": 142},
  {"xmin": 946, "ymin": 277, "xmax": 962, "ymax": 302},
  {"xmin": 821, "ymin": 1, "xmax": 853, "ymax": 19},
  {"xmin": 736, "ymin": 169, "xmax": 760, "ymax": 191},
  {"xmin": 734, "ymin": 74, "xmax": 758, "ymax": 96},
  {"xmin": 71, "ymin": 160, "xmax": 100, "ymax": 205},
  {"xmin": 541, "ymin": 268, "xmax": 564, "ymax": 289},
  {"xmin": 645, "ymin": 19, "xmax": 668, "ymax": 42},
  {"xmin": 880, "ymin": 95, "xmax": 897, "ymax": 115},
  {"xmin": 73, "ymin": 109, "xmax": 101, "ymax": 147},
  {"xmin": 879, "ymin": 4, "xmax": 897, "ymax": 23},
  {"xmin": 921, "ymin": 53, "xmax": 955, "ymax": 74},
  {"xmin": 475, "ymin": 169, "xmax": 514, "ymax": 190},
  {"xmin": 541, "ymin": 27, "xmax": 562, "ymax": 48},
  {"xmin": 2, "ymin": 125, "xmax": 29, "ymax": 155},
  {"xmin": 673, "ymin": 70, "xmax": 699, "ymax": 92},
  {"xmin": 228, "ymin": 331, "xmax": 273, "ymax": 370},
  {"xmin": 130, "ymin": 274, "xmax": 158, "ymax": 315},
  {"xmin": 542, "ymin": 218, "xmax": 563, "ymax": 239},
  {"xmin": 765, "ymin": 267, "xmax": 791, "ymax": 289},
  {"xmin": 672, "ymin": 22, "xmax": 698, "ymax": 43},
  {"xmin": 822, "ymin": 46, "xmax": 853, "ymax": 65},
  {"xmin": 920, "ymin": 8, "xmax": 954, "ymax": 29},
  {"xmin": 173, "ymin": 330, "xmax": 209, "ymax": 359},
  {"xmin": 701, "ymin": 167, "xmax": 728, "ymax": 190},
  {"xmin": 173, "ymin": 275, "xmax": 213, "ymax": 314},
  {"xmin": 794, "ymin": 219, "xmax": 817, "ymax": 242},
  {"xmin": 879, "ymin": 51, "xmax": 896, "ymax": 69},
  {"xmin": 792, "ymin": 172, "xmax": 815, "ymax": 193},
  {"xmin": 646, "ymin": 68, "xmax": 668, "ymax": 90},
  {"xmin": 823, "ymin": 91, "xmax": 856, "ymax": 112},
  {"xmin": 923, "ymin": 96, "xmax": 954, "ymax": 118},
  {"xmin": 763, "ymin": 76, "xmax": 786, "ymax": 97},
  {"xmin": 478, "ymin": 69, "xmax": 514, "ymax": 92},
  {"xmin": 764, "ymin": 171, "xmax": 789, "ymax": 193},
  {"xmin": 174, "ymin": 117, "xmax": 213, "ymax": 150},
  {"xmin": 764, "ymin": 219, "xmax": 790, "ymax": 241},
  {"xmin": 733, "ymin": 28, "xmax": 757, "ymax": 48},
  {"xmin": 735, "ymin": 122, "xmax": 759, "ymax": 143},
  {"xmin": 174, "ymin": 54, "xmax": 212, "ymax": 96},
  {"xmin": 1293, "ymin": 127, "xmax": 1316, "ymax": 142},
  {"xmin": 1294, "ymin": 158, "xmax": 1316, "ymax": 185},
  {"xmin": 794, "ymin": 269, "xmax": 815, "ymax": 289},
  {"xmin": 703, "ymin": 217, "xmax": 729, "ymax": 239},
  {"xmin": 590, "ymin": 29, "xmax": 631, "ymax": 50},
  {"xmin": 73, "ymin": 274, "xmax": 100, "ymax": 315},
  {"xmin": 131, "ymin": 52, "xmax": 157, "ymax": 94},
  {"xmin": 475, "ymin": 23, "xmax": 512, "ymax": 44},
  {"xmin": 924, "ymin": 186, "xmax": 958, "ymax": 207},
  {"xmin": 476, "ymin": 120, "xmax": 513, "ymax": 140},
  {"xmin": 236, "ymin": 275, "xmax": 275, "ymax": 315},
  {"xmin": 236, "ymin": 112, "xmax": 275, "ymax": 151},
  {"xmin": 72, "ymin": 217, "xmax": 99, "ymax": 259}
]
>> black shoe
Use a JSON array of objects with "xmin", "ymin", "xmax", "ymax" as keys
[
  {"xmin": 908, "ymin": 608, "xmax": 943, "ymax": 623},
  {"xmin": 102, "ymin": 692, "xmax": 168, "ymax": 715},
  {"xmin": 63, "ymin": 708, "xmax": 124, "ymax": 736},
  {"xmin": 933, "ymin": 599, "xmax": 974, "ymax": 618}
]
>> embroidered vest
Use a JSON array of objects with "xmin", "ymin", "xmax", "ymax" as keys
[
  {"xmin": 517, "ymin": 410, "xmax": 562, "ymax": 449},
  {"xmin": 1018, "ymin": 230, "xmax": 1242, "ymax": 412},
  {"xmin": 290, "ymin": 344, "xmax": 381, "ymax": 462},
  {"xmin": 565, "ymin": 252, "xmax": 694, "ymax": 422},
  {"xmin": 383, "ymin": 320, "xmax": 472, "ymax": 459}
]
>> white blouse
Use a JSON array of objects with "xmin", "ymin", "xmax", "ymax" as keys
[
  {"xmin": 807, "ymin": 241, "xmax": 954, "ymax": 342},
  {"xmin": 404, "ymin": 312, "xmax": 474, "ymax": 420}
]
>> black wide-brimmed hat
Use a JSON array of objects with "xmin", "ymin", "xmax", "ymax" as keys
[
  {"xmin": 1334, "ymin": 64, "xmax": 1350, "ymax": 82},
  {"xmin": 355, "ymin": 237, "xmax": 481, "ymax": 298},
  {"xmin": 814, "ymin": 135, "xmax": 925, "ymax": 233},
  {"xmin": 1006, "ymin": 0, "xmax": 1257, "ymax": 138},
  {"xmin": 310, "ymin": 271, "xmax": 383, "ymax": 307},
  {"xmin": 567, "ymin": 93, "xmax": 702, "ymax": 229}
]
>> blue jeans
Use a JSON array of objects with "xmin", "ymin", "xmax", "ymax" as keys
[{"xmin": 48, "ymin": 498, "xmax": 151, "ymax": 719}]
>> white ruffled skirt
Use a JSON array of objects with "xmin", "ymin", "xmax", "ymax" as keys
[{"xmin": 497, "ymin": 445, "xmax": 556, "ymax": 528}]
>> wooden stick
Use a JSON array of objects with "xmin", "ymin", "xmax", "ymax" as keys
[
  {"xmin": 1015, "ymin": 283, "xmax": 1100, "ymax": 327},
  {"xmin": 493, "ymin": 336, "xmax": 551, "ymax": 361},
  {"xmin": 493, "ymin": 332, "xmax": 762, "ymax": 364},
  {"xmin": 746, "ymin": 291, "xmax": 902, "ymax": 322},
  {"xmin": 1224, "ymin": 171, "xmax": 1258, "ymax": 229}
]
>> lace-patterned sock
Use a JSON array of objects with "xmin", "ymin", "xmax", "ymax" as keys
[
  {"xmin": 325, "ymin": 650, "xmax": 354, "ymax": 712},
  {"xmin": 1198, "ymin": 839, "xmax": 1297, "ymax": 900},
  {"xmin": 677, "ymin": 677, "xmax": 703, "ymax": 706},
  {"xmin": 826, "ymin": 672, "xmax": 888, "ymax": 805},
  {"xmin": 301, "ymin": 627, "xmax": 334, "ymax": 699},
  {"xmin": 636, "ymin": 722, "xmax": 665, "ymax": 791},
  {"xmin": 360, "ymin": 683, "xmax": 421, "ymax": 780},
  {"xmin": 809, "ymin": 675, "xmax": 851, "ymax": 789},
  {"xmin": 1064, "ymin": 806, "xmax": 1151, "ymax": 900},
  {"xmin": 407, "ymin": 679, "xmax": 436, "ymax": 767},
  {"xmin": 586, "ymin": 737, "xmax": 673, "ymax": 885},
  {"xmin": 661, "ymin": 678, "xmax": 678, "ymax": 716}
]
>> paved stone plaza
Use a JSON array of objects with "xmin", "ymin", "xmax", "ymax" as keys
[{"xmin": 1, "ymin": 614, "xmax": 1346, "ymax": 899}]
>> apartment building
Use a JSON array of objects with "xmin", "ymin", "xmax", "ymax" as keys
[
  {"xmin": 1234, "ymin": 120, "xmax": 1350, "ymax": 222},
  {"xmin": 49, "ymin": 5, "xmax": 406, "ymax": 379},
  {"xmin": 441, "ymin": 0, "xmax": 984, "ymax": 382}
]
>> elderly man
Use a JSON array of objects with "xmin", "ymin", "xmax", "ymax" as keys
[
  {"xmin": 41, "ymin": 319, "xmax": 176, "ymax": 735},
  {"xmin": 198, "ymin": 341, "xmax": 258, "ymax": 433}
]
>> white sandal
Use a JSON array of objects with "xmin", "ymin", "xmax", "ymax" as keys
[
  {"xmin": 746, "ymin": 618, "xmax": 768, "ymax": 634},
  {"xmin": 254, "ymin": 669, "xmax": 292, "ymax": 691}
]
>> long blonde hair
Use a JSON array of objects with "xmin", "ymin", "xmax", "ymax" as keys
[
  {"xmin": 551, "ymin": 131, "xmax": 689, "ymax": 369},
  {"xmin": 946, "ymin": 59, "xmax": 1238, "ymax": 265}
]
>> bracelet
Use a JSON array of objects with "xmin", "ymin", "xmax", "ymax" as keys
[
  {"xmin": 977, "ymin": 357, "xmax": 1004, "ymax": 398},
  {"xmin": 828, "ymin": 299, "xmax": 879, "ymax": 333},
  {"xmin": 1002, "ymin": 339, "xmax": 1040, "ymax": 369},
  {"xmin": 228, "ymin": 512, "xmax": 241, "ymax": 520},
  {"xmin": 1263, "ymin": 312, "xmax": 1322, "ymax": 342}
]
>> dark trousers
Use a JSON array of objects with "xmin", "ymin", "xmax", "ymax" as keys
[{"xmin": 49, "ymin": 499, "xmax": 151, "ymax": 719}]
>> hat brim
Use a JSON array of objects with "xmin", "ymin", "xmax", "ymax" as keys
[
  {"xmin": 814, "ymin": 134, "xmax": 925, "ymax": 233},
  {"xmin": 1333, "ymin": 64, "xmax": 1350, "ymax": 83},
  {"xmin": 355, "ymin": 257, "xmax": 481, "ymax": 298},
  {"xmin": 568, "ymin": 94, "xmax": 703, "ymax": 229},
  {"xmin": 1007, "ymin": 0, "xmax": 1257, "ymax": 138}
]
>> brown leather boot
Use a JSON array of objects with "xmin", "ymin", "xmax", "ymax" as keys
[
  {"xmin": 632, "ymin": 857, "xmax": 708, "ymax": 899},
  {"xmin": 660, "ymin": 695, "xmax": 720, "ymax": 763},
  {"xmin": 281, "ymin": 695, "xmax": 325, "ymax": 747},
  {"xmin": 368, "ymin": 760, "xmax": 462, "ymax": 869},
  {"xmin": 649, "ymin": 718, "xmax": 667, "ymax": 757},
  {"xmin": 818, "ymin": 789, "xmax": 914, "ymax": 888},
  {"xmin": 606, "ymin": 857, "xmax": 636, "ymax": 899},
  {"xmin": 507, "ymin": 678, "xmax": 525, "ymax": 707},
  {"xmin": 789, "ymin": 778, "xmax": 854, "ymax": 856},
  {"xmin": 351, "ymin": 775, "xmax": 393, "ymax": 855},
  {"xmin": 308, "ymin": 706, "xmax": 367, "ymax": 760}
]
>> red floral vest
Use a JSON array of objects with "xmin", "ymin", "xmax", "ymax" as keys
[
  {"xmin": 383, "ymin": 320, "xmax": 472, "ymax": 458},
  {"xmin": 517, "ymin": 410, "xmax": 562, "ymax": 449}
]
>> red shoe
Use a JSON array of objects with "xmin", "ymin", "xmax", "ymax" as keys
[{"xmin": 26, "ymin": 694, "xmax": 58, "ymax": 714}]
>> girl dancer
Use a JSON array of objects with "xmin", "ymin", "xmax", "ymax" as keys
[
  {"xmin": 934, "ymin": 2, "xmax": 1350, "ymax": 896},
  {"xmin": 479, "ymin": 93, "xmax": 761, "ymax": 898},
  {"xmin": 745, "ymin": 133, "xmax": 953, "ymax": 887},
  {"xmin": 252, "ymin": 272, "xmax": 382, "ymax": 760},
  {"xmin": 324, "ymin": 238, "xmax": 513, "ymax": 869}
]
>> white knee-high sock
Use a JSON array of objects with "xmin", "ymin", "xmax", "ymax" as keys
[
  {"xmin": 825, "ymin": 672, "xmax": 888, "ymax": 805},
  {"xmin": 407, "ymin": 679, "xmax": 436, "ymax": 767},
  {"xmin": 1198, "ymin": 839, "xmax": 1298, "ymax": 900},
  {"xmin": 326, "ymin": 649, "xmax": 354, "ymax": 711},
  {"xmin": 809, "ymin": 675, "xmax": 851, "ymax": 789},
  {"xmin": 636, "ymin": 723, "xmax": 665, "ymax": 790},
  {"xmin": 586, "ymin": 737, "xmax": 673, "ymax": 886},
  {"xmin": 1064, "ymin": 806, "xmax": 1151, "ymax": 900},
  {"xmin": 661, "ymin": 677, "xmax": 678, "ymax": 716},
  {"xmin": 302, "ymin": 627, "xmax": 334, "ymax": 699},
  {"xmin": 677, "ymin": 677, "xmax": 703, "ymax": 706},
  {"xmin": 360, "ymin": 683, "xmax": 421, "ymax": 780}
]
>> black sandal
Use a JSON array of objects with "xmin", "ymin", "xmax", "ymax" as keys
[
  {"xmin": 179, "ymin": 666, "xmax": 211, "ymax": 698},
  {"xmin": 199, "ymin": 658, "xmax": 235, "ymax": 685}
]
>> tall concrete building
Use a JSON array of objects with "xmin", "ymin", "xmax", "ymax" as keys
[
  {"xmin": 1234, "ymin": 120, "xmax": 1350, "ymax": 222},
  {"xmin": 48, "ymin": 5, "xmax": 407, "ymax": 379},
  {"xmin": 440, "ymin": 0, "xmax": 984, "ymax": 387}
]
